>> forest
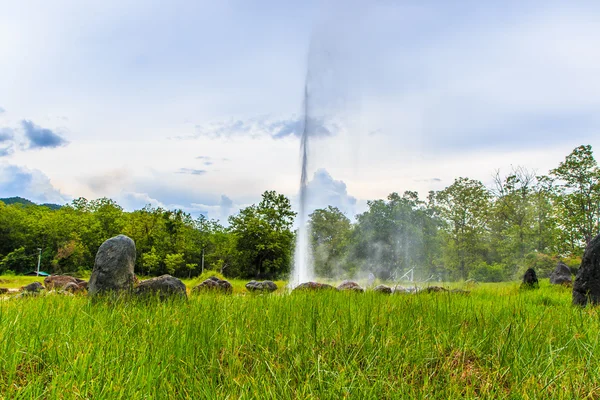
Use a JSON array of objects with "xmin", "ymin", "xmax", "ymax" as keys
[{"xmin": 1, "ymin": 144, "xmax": 599, "ymax": 282}]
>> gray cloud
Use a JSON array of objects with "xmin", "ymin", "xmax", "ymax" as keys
[
  {"xmin": 190, "ymin": 115, "xmax": 339, "ymax": 140},
  {"xmin": 0, "ymin": 128, "xmax": 13, "ymax": 142},
  {"xmin": 0, "ymin": 164, "xmax": 68, "ymax": 204},
  {"xmin": 414, "ymin": 178, "xmax": 442, "ymax": 183},
  {"xmin": 0, "ymin": 146, "xmax": 14, "ymax": 157},
  {"xmin": 178, "ymin": 168, "xmax": 207, "ymax": 175},
  {"xmin": 22, "ymin": 120, "xmax": 68, "ymax": 149}
]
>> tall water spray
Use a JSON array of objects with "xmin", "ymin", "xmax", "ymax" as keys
[{"xmin": 289, "ymin": 80, "xmax": 315, "ymax": 288}]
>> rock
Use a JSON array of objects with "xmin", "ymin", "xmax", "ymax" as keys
[
  {"xmin": 422, "ymin": 286, "xmax": 448, "ymax": 293},
  {"xmin": 337, "ymin": 281, "xmax": 364, "ymax": 292},
  {"xmin": 393, "ymin": 286, "xmax": 418, "ymax": 294},
  {"xmin": 550, "ymin": 262, "xmax": 572, "ymax": 285},
  {"xmin": 192, "ymin": 277, "xmax": 233, "ymax": 294},
  {"xmin": 22, "ymin": 282, "xmax": 44, "ymax": 293},
  {"xmin": 44, "ymin": 275, "xmax": 78, "ymax": 290},
  {"xmin": 88, "ymin": 235, "xmax": 136, "ymax": 296},
  {"xmin": 573, "ymin": 235, "xmax": 600, "ymax": 306},
  {"xmin": 134, "ymin": 275, "xmax": 187, "ymax": 299},
  {"xmin": 0, "ymin": 288, "xmax": 8, "ymax": 294},
  {"xmin": 373, "ymin": 284, "xmax": 392, "ymax": 294},
  {"xmin": 63, "ymin": 282, "xmax": 85, "ymax": 294},
  {"xmin": 245, "ymin": 280, "xmax": 278, "ymax": 293},
  {"xmin": 521, "ymin": 268, "xmax": 539, "ymax": 289},
  {"xmin": 77, "ymin": 281, "xmax": 88, "ymax": 291},
  {"xmin": 292, "ymin": 282, "xmax": 337, "ymax": 292}
]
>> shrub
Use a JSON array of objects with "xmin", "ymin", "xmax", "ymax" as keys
[{"xmin": 469, "ymin": 262, "xmax": 506, "ymax": 282}]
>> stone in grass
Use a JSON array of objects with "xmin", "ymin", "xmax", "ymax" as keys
[
  {"xmin": 63, "ymin": 282, "xmax": 86, "ymax": 294},
  {"xmin": 44, "ymin": 275, "xmax": 78, "ymax": 290},
  {"xmin": 550, "ymin": 262, "xmax": 572, "ymax": 286},
  {"xmin": 521, "ymin": 268, "xmax": 539, "ymax": 290},
  {"xmin": 573, "ymin": 234, "xmax": 600, "ymax": 306},
  {"xmin": 421, "ymin": 286, "xmax": 449, "ymax": 293},
  {"xmin": 192, "ymin": 277, "xmax": 233, "ymax": 294},
  {"xmin": 337, "ymin": 281, "xmax": 364, "ymax": 292},
  {"xmin": 245, "ymin": 280, "xmax": 278, "ymax": 293},
  {"xmin": 134, "ymin": 275, "xmax": 187, "ymax": 299},
  {"xmin": 0, "ymin": 287, "xmax": 8, "ymax": 294},
  {"xmin": 373, "ymin": 284, "xmax": 392, "ymax": 294},
  {"xmin": 292, "ymin": 282, "xmax": 337, "ymax": 292},
  {"xmin": 88, "ymin": 234, "xmax": 136, "ymax": 296},
  {"xmin": 22, "ymin": 281, "xmax": 44, "ymax": 293}
]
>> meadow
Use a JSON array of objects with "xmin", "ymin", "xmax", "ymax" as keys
[{"xmin": 1, "ymin": 277, "xmax": 599, "ymax": 399}]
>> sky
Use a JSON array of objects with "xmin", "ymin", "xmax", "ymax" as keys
[{"xmin": 1, "ymin": 0, "xmax": 600, "ymax": 222}]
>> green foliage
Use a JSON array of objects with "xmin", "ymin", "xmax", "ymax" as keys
[
  {"xmin": 468, "ymin": 262, "xmax": 506, "ymax": 282},
  {"xmin": 522, "ymin": 252, "xmax": 556, "ymax": 278},
  {"xmin": 228, "ymin": 191, "xmax": 295, "ymax": 279}
]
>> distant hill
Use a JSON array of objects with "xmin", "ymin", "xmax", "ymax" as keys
[{"xmin": 0, "ymin": 196, "xmax": 62, "ymax": 210}]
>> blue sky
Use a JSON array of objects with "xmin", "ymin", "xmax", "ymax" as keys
[{"xmin": 1, "ymin": 0, "xmax": 599, "ymax": 221}]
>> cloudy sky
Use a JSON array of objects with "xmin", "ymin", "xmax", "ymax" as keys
[{"xmin": 1, "ymin": 0, "xmax": 599, "ymax": 222}]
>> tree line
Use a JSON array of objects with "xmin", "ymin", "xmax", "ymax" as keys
[{"xmin": 1, "ymin": 145, "xmax": 599, "ymax": 281}]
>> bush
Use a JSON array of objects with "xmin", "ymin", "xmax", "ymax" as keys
[{"xmin": 469, "ymin": 262, "xmax": 506, "ymax": 282}]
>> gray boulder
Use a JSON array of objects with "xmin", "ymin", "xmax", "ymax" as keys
[
  {"xmin": 292, "ymin": 282, "xmax": 337, "ymax": 292},
  {"xmin": 373, "ymin": 284, "xmax": 392, "ymax": 294},
  {"xmin": 550, "ymin": 262, "xmax": 572, "ymax": 285},
  {"xmin": 88, "ymin": 235, "xmax": 136, "ymax": 296},
  {"xmin": 573, "ymin": 234, "xmax": 600, "ymax": 306},
  {"xmin": 44, "ymin": 275, "xmax": 78, "ymax": 290},
  {"xmin": 192, "ymin": 277, "xmax": 233, "ymax": 294},
  {"xmin": 22, "ymin": 281, "xmax": 44, "ymax": 293},
  {"xmin": 245, "ymin": 280, "xmax": 278, "ymax": 293},
  {"xmin": 134, "ymin": 275, "xmax": 187, "ymax": 299},
  {"xmin": 337, "ymin": 281, "xmax": 364, "ymax": 292}
]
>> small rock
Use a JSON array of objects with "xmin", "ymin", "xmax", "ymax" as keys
[
  {"xmin": 0, "ymin": 288, "xmax": 8, "ymax": 294},
  {"xmin": 22, "ymin": 282, "xmax": 44, "ymax": 293},
  {"xmin": 63, "ymin": 282, "xmax": 85, "ymax": 294},
  {"xmin": 44, "ymin": 275, "xmax": 78, "ymax": 290},
  {"xmin": 192, "ymin": 277, "xmax": 233, "ymax": 294},
  {"xmin": 292, "ymin": 282, "xmax": 337, "ymax": 292},
  {"xmin": 573, "ymin": 234, "xmax": 600, "ymax": 306},
  {"xmin": 521, "ymin": 268, "xmax": 539, "ymax": 289},
  {"xmin": 337, "ymin": 281, "xmax": 364, "ymax": 292},
  {"xmin": 373, "ymin": 284, "xmax": 392, "ymax": 294},
  {"xmin": 422, "ymin": 286, "xmax": 448, "ymax": 293},
  {"xmin": 135, "ymin": 275, "xmax": 187, "ymax": 299},
  {"xmin": 88, "ymin": 234, "xmax": 137, "ymax": 296},
  {"xmin": 245, "ymin": 280, "xmax": 278, "ymax": 293},
  {"xmin": 550, "ymin": 262, "xmax": 572, "ymax": 286}
]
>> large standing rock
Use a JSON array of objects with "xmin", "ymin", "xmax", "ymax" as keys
[
  {"xmin": 573, "ymin": 235, "xmax": 600, "ymax": 306},
  {"xmin": 550, "ymin": 262, "xmax": 572, "ymax": 285},
  {"xmin": 337, "ymin": 281, "xmax": 364, "ymax": 292},
  {"xmin": 521, "ymin": 268, "xmax": 539, "ymax": 289},
  {"xmin": 292, "ymin": 282, "xmax": 337, "ymax": 292},
  {"xmin": 192, "ymin": 276, "xmax": 233, "ymax": 294},
  {"xmin": 44, "ymin": 275, "xmax": 78, "ymax": 290},
  {"xmin": 373, "ymin": 284, "xmax": 392, "ymax": 294},
  {"xmin": 134, "ymin": 275, "xmax": 187, "ymax": 299},
  {"xmin": 88, "ymin": 235, "xmax": 136, "ymax": 296},
  {"xmin": 245, "ymin": 280, "xmax": 278, "ymax": 293}
]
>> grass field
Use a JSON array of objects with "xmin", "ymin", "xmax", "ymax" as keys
[{"xmin": 0, "ymin": 277, "xmax": 598, "ymax": 399}]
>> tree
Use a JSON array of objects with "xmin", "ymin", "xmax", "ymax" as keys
[
  {"xmin": 434, "ymin": 178, "xmax": 491, "ymax": 280},
  {"xmin": 228, "ymin": 191, "xmax": 296, "ymax": 278},
  {"xmin": 550, "ymin": 145, "xmax": 600, "ymax": 250},
  {"xmin": 309, "ymin": 206, "xmax": 353, "ymax": 278}
]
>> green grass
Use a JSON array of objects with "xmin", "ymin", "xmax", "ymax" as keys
[{"xmin": 0, "ymin": 278, "xmax": 598, "ymax": 399}]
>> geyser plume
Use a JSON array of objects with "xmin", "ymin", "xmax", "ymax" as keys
[{"xmin": 290, "ymin": 79, "xmax": 315, "ymax": 288}]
